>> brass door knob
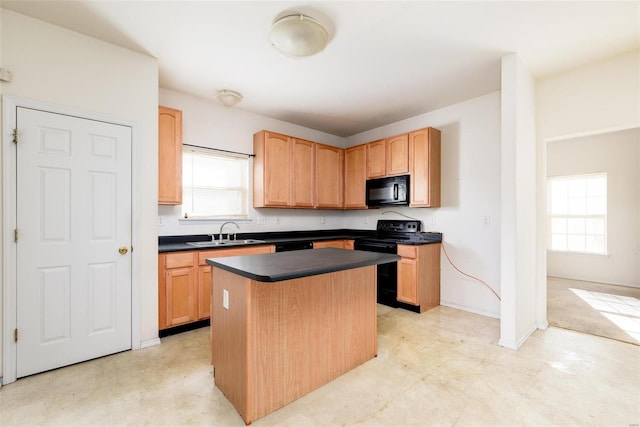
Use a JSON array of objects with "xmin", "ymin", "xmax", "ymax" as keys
[{"xmin": 118, "ymin": 247, "xmax": 129, "ymax": 255}]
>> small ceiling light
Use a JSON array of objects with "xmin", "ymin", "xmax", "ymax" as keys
[
  {"xmin": 217, "ymin": 90, "xmax": 243, "ymax": 107},
  {"xmin": 269, "ymin": 14, "xmax": 329, "ymax": 57}
]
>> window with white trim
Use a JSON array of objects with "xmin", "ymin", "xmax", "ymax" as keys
[
  {"xmin": 181, "ymin": 146, "xmax": 249, "ymax": 219},
  {"xmin": 547, "ymin": 173, "xmax": 607, "ymax": 254}
]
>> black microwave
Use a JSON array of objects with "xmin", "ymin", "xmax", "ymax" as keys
[{"xmin": 366, "ymin": 175, "xmax": 410, "ymax": 207}]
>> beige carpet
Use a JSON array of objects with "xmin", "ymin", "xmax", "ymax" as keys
[{"xmin": 547, "ymin": 277, "xmax": 640, "ymax": 345}]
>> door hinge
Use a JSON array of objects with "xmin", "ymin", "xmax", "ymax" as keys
[
  {"xmin": 12, "ymin": 128, "xmax": 19, "ymax": 144},
  {"xmin": 14, "ymin": 228, "xmax": 18, "ymax": 242},
  {"xmin": 14, "ymin": 328, "xmax": 18, "ymax": 343}
]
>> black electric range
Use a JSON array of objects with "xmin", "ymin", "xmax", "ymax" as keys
[{"xmin": 354, "ymin": 220, "xmax": 442, "ymax": 310}]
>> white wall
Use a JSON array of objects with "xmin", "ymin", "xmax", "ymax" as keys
[
  {"xmin": 537, "ymin": 50, "xmax": 640, "ymax": 305},
  {"xmin": 158, "ymin": 88, "xmax": 347, "ymax": 236},
  {"xmin": 344, "ymin": 92, "xmax": 503, "ymax": 319},
  {"xmin": 499, "ymin": 54, "xmax": 538, "ymax": 350},
  {"xmin": 547, "ymin": 128, "xmax": 640, "ymax": 287},
  {"xmin": 537, "ymin": 50, "xmax": 640, "ymax": 140},
  {"xmin": 0, "ymin": 10, "xmax": 160, "ymax": 379}
]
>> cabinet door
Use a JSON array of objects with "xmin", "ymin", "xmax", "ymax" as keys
[
  {"xmin": 386, "ymin": 134, "xmax": 409, "ymax": 176},
  {"xmin": 198, "ymin": 265, "xmax": 212, "ymax": 320},
  {"xmin": 158, "ymin": 254, "xmax": 167, "ymax": 329},
  {"xmin": 165, "ymin": 266, "xmax": 197, "ymax": 327},
  {"xmin": 254, "ymin": 131, "xmax": 290, "ymax": 207},
  {"xmin": 366, "ymin": 139, "xmax": 386, "ymax": 178},
  {"xmin": 344, "ymin": 145, "xmax": 367, "ymax": 209},
  {"xmin": 344, "ymin": 240, "xmax": 355, "ymax": 250},
  {"xmin": 409, "ymin": 127, "xmax": 441, "ymax": 207},
  {"xmin": 291, "ymin": 138, "xmax": 315, "ymax": 207},
  {"xmin": 158, "ymin": 106, "xmax": 183, "ymax": 205},
  {"xmin": 397, "ymin": 258, "xmax": 418, "ymax": 305},
  {"xmin": 397, "ymin": 245, "xmax": 418, "ymax": 305},
  {"xmin": 315, "ymin": 143, "xmax": 344, "ymax": 208}
]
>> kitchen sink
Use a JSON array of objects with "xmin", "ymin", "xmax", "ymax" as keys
[{"xmin": 186, "ymin": 239, "xmax": 266, "ymax": 248}]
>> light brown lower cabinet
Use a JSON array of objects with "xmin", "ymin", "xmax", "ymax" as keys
[
  {"xmin": 397, "ymin": 243, "xmax": 441, "ymax": 313},
  {"xmin": 158, "ymin": 252, "xmax": 197, "ymax": 330},
  {"xmin": 158, "ymin": 245, "xmax": 274, "ymax": 331},
  {"xmin": 313, "ymin": 239, "xmax": 346, "ymax": 249},
  {"xmin": 313, "ymin": 239, "xmax": 356, "ymax": 249}
]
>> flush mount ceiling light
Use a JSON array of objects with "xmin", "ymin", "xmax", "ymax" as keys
[
  {"xmin": 269, "ymin": 14, "xmax": 329, "ymax": 57},
  {"xmin": 217, "ymin": 89, "xmax": 243, "ymax": 107}
]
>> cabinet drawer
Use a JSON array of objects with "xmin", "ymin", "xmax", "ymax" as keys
[
  {"xmin": 397, "ymin": 245, "xmax": 417, "ymax": 259},
  {"xmin": 165, "ymin": 252, "xmax": 195, "ymax": 268},
  {"xmin": 313, "ymin": 240, "xmax": 345, "ymax": 249}
]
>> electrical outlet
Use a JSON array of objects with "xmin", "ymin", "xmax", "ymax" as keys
[
  {"xmin": 157, "ymin": 216, "xmax": 163, "ymax": 226},
  {"xmin": 364, "ymin": 216, "xmax": 369, "ymax": 224},
  {"xmin": 223, "ymin": 289, "xmax": 229, "ymax": 310},
  {"xmin": 258, "ymin": 217, "xmax": 266, "ymax": 225},
  {"xmin": 430, "ymin": 216, "xmax": 436, "ymax": 225},
  {"xmin": 321, "ymin": 216, "xmax": 325, "ymax": 224},
  {"xmin": 275, "ymin": 217, "xmax": 280, "ymax": 224},
  {"xmin": 483, "ymin": 216, "xmax": 491, "ymax": 226}
]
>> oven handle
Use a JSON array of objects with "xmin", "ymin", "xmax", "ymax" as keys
[{"xmin": 354, "ymin": 242, "xmax": 397, "ymax": 252}]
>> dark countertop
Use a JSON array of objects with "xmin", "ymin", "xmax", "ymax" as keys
[
  {"xmin": 206, "ymin": 248, "xmax": 400, "ymax": 282},
  {"xmin": 159, "ymin": 229, "xmax": 442, "ymax": 253}
]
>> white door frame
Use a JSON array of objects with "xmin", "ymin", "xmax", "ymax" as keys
[{"xmin": 2, "ymin": 95, "xmax": 141, "ymax": 384}]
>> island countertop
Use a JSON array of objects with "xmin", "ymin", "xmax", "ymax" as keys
[{"xmin": 206, "ymin": 247, "xmax": 400, "ymax": 282}]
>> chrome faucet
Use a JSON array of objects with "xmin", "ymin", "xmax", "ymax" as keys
[{"xmin": 218, "ymin": 221, "xmax": 239, "ymax": 241}]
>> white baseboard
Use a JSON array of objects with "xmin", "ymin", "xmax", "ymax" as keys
[
  {"xmin": 139, "ymin": 337, "xmax": 161, "ymax": 349},
  {"xmin": 499, "ymin": 323, "xmax": 538, "ymax": 350},
  {"xmin": 440, "ymin": 301, "xmax": 500, "ymax": 319}
]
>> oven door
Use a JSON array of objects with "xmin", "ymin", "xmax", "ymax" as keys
[{"xmin": 354, "ymin": 240, "xmax": 398, "ymax": 307}]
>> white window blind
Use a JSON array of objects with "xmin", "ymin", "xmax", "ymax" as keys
[
  {"xmin": 547, "ymin": 173, "xmax": 607, "ymax": 254},
  {"xmin": 181, "ymin": 147, "xmax": 249, "ymax": 219}
]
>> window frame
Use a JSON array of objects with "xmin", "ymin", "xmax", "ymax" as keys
[
  {"xmin": 546, "ymin": 172, "xmax": 608, "ymax": 255},
  {"xmin": 180, "ymin": 145, "xmax": 251, "ymax": 220}
]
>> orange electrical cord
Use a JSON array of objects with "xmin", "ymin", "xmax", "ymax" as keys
[{"xmin": 441, "ymin": 241, "xmax": 501, "ymax": 301}]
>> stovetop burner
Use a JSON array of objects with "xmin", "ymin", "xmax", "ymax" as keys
[{"xmin": 357, "ymin": 220, "xmax": 442, "ymax": 245}]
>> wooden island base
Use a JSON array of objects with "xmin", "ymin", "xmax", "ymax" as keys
[{"xmin": 211, "ymin": 265, "xmax": 377, "ymax": 424}]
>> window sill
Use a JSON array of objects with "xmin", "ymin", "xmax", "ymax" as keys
[
  {"xmin": 179, "ymin": 217, "xmax": 252, "ymax": 225},
  {"xmin": 546, "ymin": 250, "xmax": 609, "ymax": 257}
]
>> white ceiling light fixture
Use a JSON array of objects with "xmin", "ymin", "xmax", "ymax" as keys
[
  {"xmin": 217, "ymin": 89, "xmax": 243, "ymax": 107},
  {"xmin": 269, "ymin": 14, "xmax": 329, "ymax": 57}
]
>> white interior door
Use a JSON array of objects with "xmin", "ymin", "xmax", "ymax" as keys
[{"xmin": 16, "ymin": 107, "xmax": 132, "ymax": 378}]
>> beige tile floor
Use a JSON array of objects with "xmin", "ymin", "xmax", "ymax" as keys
[{"xmin": 1, "ymin": 305, "xmax": 638, "ymax": 426}]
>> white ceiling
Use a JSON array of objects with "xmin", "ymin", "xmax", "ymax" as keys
[{"xmin": 2, "ymin": 1, "xmax": 638, "ymax": 137}]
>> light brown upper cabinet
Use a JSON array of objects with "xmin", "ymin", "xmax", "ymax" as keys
[
  {"xmin": 409, "ymin": 127, "xmax": 441, "ymax": 207},
  {"xmin": 386, "ymin": 134, "xmax": 409, "ymax": 176},
  {"xmin": 366, "ymin": 135, "xmax": 409, "ymax": 179},
  {"xmin": 344, "ymin": 144, "xmax": 367, "ymax": 209},
  {"xmin": 366, "ymin": 139, "xmax": 386, "ymax": 178},
  {"xmin": 158, "ymin": 106, "xmax": 183, "ymax": 205},
  {"xmin": 253, "ymin": 131, "xmax": 315, "ymax": 208},
  {"xmin": 315, "ymin": 143, "xmax": 344, "ymax": 209},
  {"xmin": 292, "ymin": 138, "xmax": 316, "ymax": 207}
]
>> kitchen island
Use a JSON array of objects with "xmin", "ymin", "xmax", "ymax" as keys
[{"xmin": 207, "ymin": 248, "xmax": 399, "ymax": 424}]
